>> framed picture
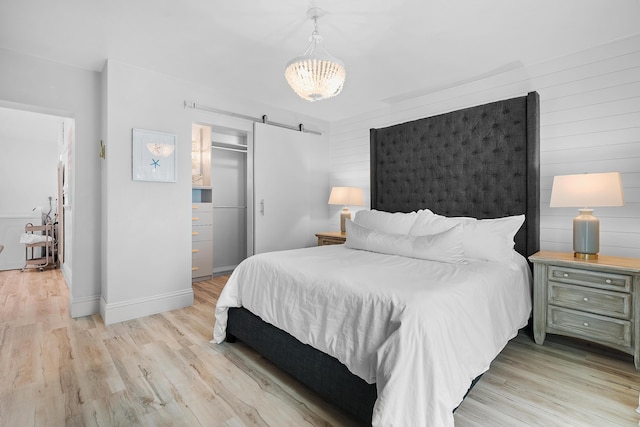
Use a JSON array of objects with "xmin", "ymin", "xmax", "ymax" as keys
[{"xmin": 132, "ymin": 129, "xmax": 177, "ymax": 182}]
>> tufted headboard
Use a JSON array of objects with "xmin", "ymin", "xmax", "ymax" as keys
[{"xmin": 370, "ymin": 92, "xmax": 540, "ymax": 258}]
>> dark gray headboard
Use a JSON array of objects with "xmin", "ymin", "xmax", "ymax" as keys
[{"xmin": 370, "ymin": 92, "xmax": 540, "ymax": 257}]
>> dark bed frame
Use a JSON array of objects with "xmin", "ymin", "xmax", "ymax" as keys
[{"xmin": 226, "ymin": 92, "xmax": 540, "ymax": 425}]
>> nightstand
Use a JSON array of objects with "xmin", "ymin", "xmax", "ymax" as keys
[
  {"xmin": 529, "ymin": 251, "xmax": 640, "ymax": 371},
  {"xmin": 315, "ymin": 231, "xmax": 346, "ymax": 246}
]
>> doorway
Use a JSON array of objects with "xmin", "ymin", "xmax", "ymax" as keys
[{"xmin": 0, "ymin": 106, "xmax": 73, "ymax": 275}]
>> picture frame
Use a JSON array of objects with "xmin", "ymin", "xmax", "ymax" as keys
[{"xmin": 132, "ymin": 128, "xmax": 177, "ymax": 182}]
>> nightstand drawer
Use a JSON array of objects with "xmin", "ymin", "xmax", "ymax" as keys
[
  {"xmin": 548, "ymin": 282, "xmax": 632, "ymax": 319},
  {"xmin": 548, "ymin": 266, "xmax": 632, "ymax": 292},
  {"xmin": 548, "ymin": 306, "xmax": 631, "ymax": 348},
  {"xmin": 318, "ymin": 236, "xmax": 344, "ymax": 246},
  {"xmin": 316, "ymin": 232, "xmax": 346, "ymax": 246}
]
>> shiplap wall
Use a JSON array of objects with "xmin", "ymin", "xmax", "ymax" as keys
[{"xmin": 329, "ymin": 34, "xmax": 640, "ymax": 258}]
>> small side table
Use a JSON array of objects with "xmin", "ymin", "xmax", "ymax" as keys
[
  {"xmin": 529, "ymin": 250, "xmax": 640, "ymax": 371},
  {"xmin": 315, "ymin": 231, "xmax": 346, "ymax": 246}
]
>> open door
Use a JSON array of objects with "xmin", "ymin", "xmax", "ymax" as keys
[{"xmin": 57, "ymin": 160, "xmax": 64, "ymax": 264}]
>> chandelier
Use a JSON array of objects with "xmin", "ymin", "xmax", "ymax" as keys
[{"xmin": 284, "ymin": 8, "xmax": 346, "ymax": 102}]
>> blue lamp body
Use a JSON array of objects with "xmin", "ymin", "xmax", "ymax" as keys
[{"xmin": 573, "ymin": 208, "xmax": 599, "ymax": 259}]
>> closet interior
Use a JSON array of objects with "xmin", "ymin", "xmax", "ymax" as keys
[{"xmin": 191, "ymin": 123, "xmax": 248, "ymax": 280}]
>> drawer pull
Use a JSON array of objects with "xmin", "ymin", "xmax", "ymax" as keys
[
  {"xmin": 192, "ymin": 217, "xmax": 199, "ymax": 221},
  {"xmin": 192, "ymin": 231, "xmax": 199, "ymax": 236},
  {"xmin": 583, "ymin": 322, "xmax": 589, "ymax": 327},
  {"xmin": 192, "ymin": 267, "xmax": 199, "ymax": 271},
  {"xmin": 563, "ymin": 273, "xmax": 569, "ymax": 278},
  {"xmin": 605, "ymin": 279, "xmax": 612, "ymax": 284},
  {"xmin": 583, "ymin": 297, "xmax": 589, "ymax": 302},
  {"xmin": 192, "ymin": 249, "xmax": 199, "ymax": 253},
  {"xmin": 192, "ymin": 205, "xmax": 199, "ymax": 209}
]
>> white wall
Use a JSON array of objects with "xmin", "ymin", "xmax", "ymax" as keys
[
  {"xmin": 100, "ymin": 59, "xmax": 331, "ymax": 324},
  {"xmin": 0, "ymin": 48, "xmax": 102, "ymax": 315},
  {"xmin": 329, "ymin": 34, "xmax": 640, "ymax": 258},
  {"xmin": 0, "ymin": 107, "xmax": 60, "ymax": 214},
  {"xmin": 101, "ymin": 60, "xmax": 193, "ymax": 323}
]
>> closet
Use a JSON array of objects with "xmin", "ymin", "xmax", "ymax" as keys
[
  {"xmin": 191, "ymin": 124, "xmax": 213, "ymax": 281},
  {"xmin": 190, "ymin": 117, "xmax": 325, "ymax": 279},
  {"xmin": 191, "ymin": 123, "xmax": 248, "ymax": 280},
  {"xmin": 210, "ymin": 130, "xmax": 247, "ymax": 275}
]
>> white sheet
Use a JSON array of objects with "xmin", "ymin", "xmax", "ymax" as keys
[{"xmin": 213, "ymin": 245, "xmax": 531, "ymax": 426}]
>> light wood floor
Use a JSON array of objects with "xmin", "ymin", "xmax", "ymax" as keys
[{"xmin": 1, "ymin": 269, "xmax": 639, "ymax": 426}]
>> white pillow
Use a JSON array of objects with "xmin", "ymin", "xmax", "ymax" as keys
[
  {"xmin": 345, "ymin": 220, "xmax": 466, "ymax": 264},
  {"xmin": 409, "ymin": 211, "xmax": 525, "ymax": 264},
  {"xmin": 463, "ymin": 215, "xmax": 525, "ymax": 263},
  {"xmin": 353, "ymin": 209, "xmax": 428, "ymax": 235},
  {"xmin": 409, "ymin": 210, "xmax": 468, "ymax": 235}
]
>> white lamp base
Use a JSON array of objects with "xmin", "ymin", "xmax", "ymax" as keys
[
  {"xmin": 340, "ymin": 207, "xmax": 351, "ymax": 232},
  {"xmin": 573, "ymin": 208, "xmax": 599, "ymax": 259}
]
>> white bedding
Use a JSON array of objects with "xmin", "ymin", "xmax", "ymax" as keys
[{"xmin": 213, "ymin": 245, "xmax": 531, "ymax": 426}]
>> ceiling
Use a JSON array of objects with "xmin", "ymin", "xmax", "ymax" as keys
[{"xmin": 1, "ymin": 0, "xmax": 639, "ymax": 122}]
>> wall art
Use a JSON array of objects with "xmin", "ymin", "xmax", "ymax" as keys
[{"xmin": 132, "ymin": 128, "xmax": 177, "ymax": 182}]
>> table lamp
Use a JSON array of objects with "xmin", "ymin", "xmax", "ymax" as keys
[
  {"xmin": 550, "ymin": 172, "xmax": 624, "ymax": 259},
  {"xmin": 328, "ymin": 186, "xmax": 364, "ymax": 232}
]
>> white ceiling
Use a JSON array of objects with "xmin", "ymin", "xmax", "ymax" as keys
[{"xmin": 1, "ymin": 0, "xmax": 639, "ymax": 122}]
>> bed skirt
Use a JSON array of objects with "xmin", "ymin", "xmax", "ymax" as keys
[{"xmin": 226, "ymin": 307, "xmax": 377, "ymax": 425}]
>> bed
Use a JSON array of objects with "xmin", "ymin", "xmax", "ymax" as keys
[{"xmin": 213, "ymin": 92, "xmax": 540, "ymax": 426}]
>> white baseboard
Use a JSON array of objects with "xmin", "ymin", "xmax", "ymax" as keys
[
  {"xmin": 60, "ymin": 263, "xmax": 72, "ymax": 289},
  {"xmin": 0, "ymin": 262, "xmax": 25, "ymax": 271},
  {"xmin": 100, "ymin": 288, "xmax": 194, "ymax": 325},
  {"xmin": 62, "ymin": 263, "xmax": 99, "ymax": 318},
  {"xmin": 70, "ymin": 294, "xmax": 100, "ymax": 318}
]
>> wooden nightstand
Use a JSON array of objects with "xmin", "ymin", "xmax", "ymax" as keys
[
  {"xmin": 529, "ymin": 250, "xmax": 640, "ymax": 371},
  {"xmin": 315, "ymin": 231, "xmax": 346, "ymax": 246}
]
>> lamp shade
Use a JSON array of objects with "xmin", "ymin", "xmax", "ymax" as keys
[
  {"xmin": 550, "ymin": 172, "xmax": 624, "ymax": 208},
  {"xmin": 328, "ymin": 187, "xmax": 364, "ymax": 206}
]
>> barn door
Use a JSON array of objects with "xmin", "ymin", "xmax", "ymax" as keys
[{"xmin": 253, "ymin": 123, "xmax": 314, "ymax": 254}]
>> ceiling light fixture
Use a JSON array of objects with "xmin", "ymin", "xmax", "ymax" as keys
[{"xmin": 284, "ymin": 7, "xmax": 346, "ymax": 102}]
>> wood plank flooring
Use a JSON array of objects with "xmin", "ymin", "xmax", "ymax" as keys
[{"xmin": 1, "ymin": 268, "xmax": 639, "ymax": 426}]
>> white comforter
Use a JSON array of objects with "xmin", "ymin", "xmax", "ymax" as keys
[{"xmin": 213, "ymin": 245, "xmax": 531, "ymax": 426}]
